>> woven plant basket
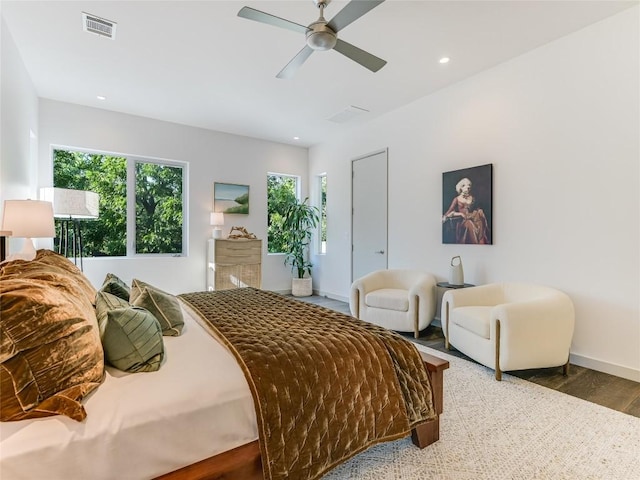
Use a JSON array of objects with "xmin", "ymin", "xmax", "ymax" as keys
[{"xmin": 292, "ymin": 277, "xmax": 312, "ymax": 297}]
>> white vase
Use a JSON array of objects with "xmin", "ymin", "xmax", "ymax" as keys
[
  {"xmin": 292, "ymin": 277, "xmax": 312, "ymax": 297},
  {"xmin": 449, "ymin": 256, "xmax": 464, "ymax": 286}
]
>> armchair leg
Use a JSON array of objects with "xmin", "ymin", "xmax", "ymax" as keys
[
  {"xmin": 414, "ymin": 297, "xmax": 420, "ymax": 339},
  {"xmin": 495, "ymin": 319, "xmax": 502, "ymax": 381},
  {"xmin": 563, "ymin": 360, "xmax": 570, "ymax": 377}
]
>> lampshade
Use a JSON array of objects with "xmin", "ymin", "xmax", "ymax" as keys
[
  {"xmin": 40, "ymin": 187, "xmax": 99, "ymax": 219},
  {"xmin": 210, "ymin": 212, "xmax": 224, "ymax": 226},
  {"xmin": 1, "ymin": 200, "xmax": 55, "ymax": 238}
]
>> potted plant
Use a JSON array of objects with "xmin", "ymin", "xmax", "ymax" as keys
[{"xmin": 282, "ymin": 197, "xmax": 319, "ymax": 297}]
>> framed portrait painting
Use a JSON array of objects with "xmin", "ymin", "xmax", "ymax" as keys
[
  {"xmin": 214, "ymin": 182, "xmax": 250, "ymax": 214},
  {"xmin": 442, "ymin": 164, "xmax": 493, "ymax": 244}
]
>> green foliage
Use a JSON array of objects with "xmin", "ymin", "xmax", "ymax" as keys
[
  {"xmin": 53, "ymin": 149, "xmax": 184, "ymax": 257},
  {"xmin": 135, "ymin": 162, "xmax": 183, "ymax": 254},
  {"xmin": 282, "ymin": 198, "xmax": 319, "ymax": 279},
  {"xmin": 54, "ymin": 150, "xmax": 127, "ymax": 256},
  {"xmin": 267, "ymin": 175, "xmax": 298, "ymax": 253},
  {"xmin": 234, "ymin": 193, "xmax": 249, "ymax": 205}
]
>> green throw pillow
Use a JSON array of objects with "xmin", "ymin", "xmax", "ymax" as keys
[
  {"xmin": 100, "ymin": 273, "xmax": 130, "ymax": 301},
  {"xmin": 131, "ymin": 284, "xmax": 185, "ymax": 336},
  {"xmin": 102, "ymin": 306, "xmax": 164, "ymax": 373},
  {"xmin": 95, "ymin": 291, "xmax": 130, "ymax": 338},
  {"xmin": 130, "ymin": 278, "xmax": 165, "ymax": 303}
]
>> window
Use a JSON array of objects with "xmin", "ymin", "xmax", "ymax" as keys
[
  {"xmin": 318, "ymin": 174, "xmax": 327, "ymax": 254},
  {"xmin": 53, "ymin": 148, "xmax": 186, "ymax": 257},
  {"xmin": 267, "ymin": 173, "xmax": 299, "ymax": 254}
]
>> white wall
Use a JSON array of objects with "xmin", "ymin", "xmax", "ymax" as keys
[
  {"xmin": 37, "ymin": 100, "xmax": 308, "ymax": 294},
  {"xmin": 0, "ymin": 18, "xmax": 39, "ymax": 252},
  {"xmin": 309, "ymin": 8, "xmax": 640, "ymax": 380}
]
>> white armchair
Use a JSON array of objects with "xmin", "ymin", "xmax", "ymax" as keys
[
  {"xmin": 350, "ymin": 269, "xmax": 437, "ymax": 338},
  {"xmin": 442, "ymin": 283, "xmax": 575, "ymax": 380}
]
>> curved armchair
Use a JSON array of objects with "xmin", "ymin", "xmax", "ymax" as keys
[
  {"xmin": 350, "ymin": 269, "xmax": 437, "ymax": 338},
  {"xmin": 442, "ymin": 283, "xmax": 575, "ymax": 380}
]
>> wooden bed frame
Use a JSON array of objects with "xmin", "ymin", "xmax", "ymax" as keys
[{"xmin": 156, "ymin": 351, "xmax": 449, "ymax": 480}]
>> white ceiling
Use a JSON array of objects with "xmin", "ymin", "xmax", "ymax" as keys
[{"xmin": 2, "ymin": 0, "xmax": 636, "ymax": 147}]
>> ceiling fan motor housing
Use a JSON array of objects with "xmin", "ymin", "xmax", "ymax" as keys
[{"xmin": 306, "ymin": 21, "xmax": 337, "ymax": 50}]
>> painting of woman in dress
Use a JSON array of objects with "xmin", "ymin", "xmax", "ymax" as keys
[{"xmin": 442, "ymin": 164, "xmax": 492, "ymax": 244}]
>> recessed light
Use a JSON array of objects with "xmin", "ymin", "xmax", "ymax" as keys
[
  {"xmin": 97, "ymin": 95, "xmax": 107, "ymax": 100},
  {"xmin": 293, "ymin": 136, "xmax": 300, "ymax": 140},
  {"xmin": 439, "ymin": 57, "xmax": 450, "ymax": 64}
]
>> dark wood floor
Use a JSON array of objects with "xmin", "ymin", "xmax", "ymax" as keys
[{"xmin": 294, "ymin": 294, "xmax": 640, "ymax": 418}]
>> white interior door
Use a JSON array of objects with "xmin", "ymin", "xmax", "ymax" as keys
[{"xmin": 352, "ymin": 150, "xmax": 388, "ymax": 282}]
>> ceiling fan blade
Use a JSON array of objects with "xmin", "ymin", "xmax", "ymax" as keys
[
  {"xmin": 276, "ymin": 45, "xmax": 314, "ymax": 79},
  {"xmin": 327, "ymin": 0, "xmax": 385, "ymax": 33},
  {"xmin": 333, "ymin": 39, "xmax": 386, "ymax": 72},
  {"xmin": 238, "ymin": 6, "xmax": 309, "ymax": 34}
]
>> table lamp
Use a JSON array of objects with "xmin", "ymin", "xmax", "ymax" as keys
[
  {"xmin": 1, "ymin": 199, "xmax": 55, "ymax": 261},
  {"xmin": 210, "ymin": 212, "xmax": 225, "ymax": 239}
]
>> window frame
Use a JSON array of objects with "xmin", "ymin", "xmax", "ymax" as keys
[
  {"xmin": 316, "ymin": 173, "xmax": 327, "ymax": 255},
  {"xmin": 52, "ymin": 145, "xmax": 189, "ymax": 258}
]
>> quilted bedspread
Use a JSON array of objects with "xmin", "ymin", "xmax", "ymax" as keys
[{"xmin": 179, "ymin": 288, "xmax": 435, "ymax": 480}]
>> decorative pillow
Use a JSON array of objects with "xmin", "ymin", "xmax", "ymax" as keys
[
  {"xmin": 101, "ymin": 273, "xmax": 130, "ymax": 301},
  {"xmin": 130, "ymin": 279, "xmax": 184, "ymax": 336},
  {"xmin": 35, "ymin": 249, "xmax": 98, "ymax": 305},
  {"xmin": 102, "ymin": 307, "xmax": 164, "ymax": 373},
  {"xmin": 0, "ymin": 277, "xmax": 104, "ymax": 422},
  {"xmin": 1, "ymin": 250, "xmax": 98, "ymax": 311},
  {"xmin": 95, "ymin": 291, "xmax": 130, "ymax": 338}
]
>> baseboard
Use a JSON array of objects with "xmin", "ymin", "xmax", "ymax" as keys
[
  {"xmin": 314, "ymin": 290, "xmax": 349, "ymax": 304},
  {"xmin": 569, "ymin": 353, "xmax": 640, "ymax": 383},
  {"xmin": 271, "ymin": 289, "xmax": 292, "ymax": 295}
]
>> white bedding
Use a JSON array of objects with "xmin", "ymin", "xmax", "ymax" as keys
[{"xmin": 0, "ymin": 303, "xmax": 258, "ymax": 480}]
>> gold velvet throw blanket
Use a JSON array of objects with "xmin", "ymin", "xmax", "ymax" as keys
[{"xmin": 179, "ymin": 288, "xmax": 435, "ymax": 480}]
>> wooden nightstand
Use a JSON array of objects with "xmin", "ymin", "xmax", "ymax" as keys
[{"xmin": 207, "ymin": 238, "xmax": 262, "ymax": 291}]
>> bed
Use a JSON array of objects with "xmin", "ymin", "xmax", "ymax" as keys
[{"xmin": 0, "ymin": 250, "xmax": 448, "ymax": 480}]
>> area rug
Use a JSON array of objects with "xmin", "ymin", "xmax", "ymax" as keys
[{"xmin": 323, "ymin": 344, "xmax": 640, "ymax": 479}]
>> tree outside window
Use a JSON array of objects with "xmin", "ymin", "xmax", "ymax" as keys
[
  {"xmin": 267, "ymin": 174, "xmax": 298, "ymax": 254},
  {"xmin": 53, "ymin": 148, "xmax": 185, "ymax": 257}
]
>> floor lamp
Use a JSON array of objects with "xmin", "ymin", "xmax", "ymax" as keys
[
  {"xmin": 1, "ymin": 199, "xmax": 55, "ymax": 261},
  {"xmin": 40, "ymin": 188, "xmax": 100, "ymax": 271}
]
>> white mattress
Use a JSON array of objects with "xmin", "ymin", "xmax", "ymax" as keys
[{"xmin": 0, "ymin": 303, "xmax": 258, "ymax": 480}]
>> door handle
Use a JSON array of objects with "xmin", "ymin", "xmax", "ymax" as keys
[{"xmin": 374, "ymin": 250, "xmax": 385, "ymax": 254}]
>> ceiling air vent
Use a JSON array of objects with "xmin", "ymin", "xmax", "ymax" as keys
[
  {"xmin": 328, "ymin": 105, "xmax": 370, "ymax": 124},
  {"xmin": 82, "ymin": 12, "xmax": 117, "ymax": 39}
]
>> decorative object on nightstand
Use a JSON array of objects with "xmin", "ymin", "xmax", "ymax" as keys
[
  {"xmin": 448, "ymin": 255, "xmax": 464, "ymax": 286},
  {"xmin": 210, "ymin": 212, "xmax": 224, "ymax": 238},
  {"xmin": 40, "ymin": 187, "xmax": 99, "ymax": 271},
  {"xmin": 227, "ymin": 226, "xmax": 257, "ymax": 239},
  {"xmin": 207, "ymin": 238, "xmax": 262, "ymax": 291},
  {"xmin": 1, "ymin": 199, "xmax": 55, "ymax": 261}
]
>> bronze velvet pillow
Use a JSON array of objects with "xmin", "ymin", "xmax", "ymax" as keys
[
  {"xmin": 0, "ymin": 277, "xmax": 104, "ymax": 422},
  {"xmin": 95, "ymin": 292, "xmax": 164, "ymax": 373},
  {"xmin": 101, "ymin": 273, "xmax": 130, "ymax": 301},
  {"xmin": 33, "ymin": 249, "xmax": 98, "ymax": 305},
  {"xmin": 130, "ymin": 279, "xmax": 184, "ymax": 336},
  {"xmin": 1, "ymin": 250, "xmax": 99, "ymax": 314}
]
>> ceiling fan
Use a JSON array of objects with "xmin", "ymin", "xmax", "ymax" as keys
[{"xmin": 238, "ymin": 0, "xmax": 387, "ymax": 79}]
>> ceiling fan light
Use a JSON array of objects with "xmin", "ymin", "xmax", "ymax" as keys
[{"xmin": 306, "ymin": 30, "xmax": 337, "ymax": 51}]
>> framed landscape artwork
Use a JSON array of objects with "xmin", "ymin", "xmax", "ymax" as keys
[
  {"xmin": 213, "ymin": 182, "xmax": 250, "ymax": 214},
  {"xmin": 442, "ymin": 164, "xmax": 493, "ymax": 245}
]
